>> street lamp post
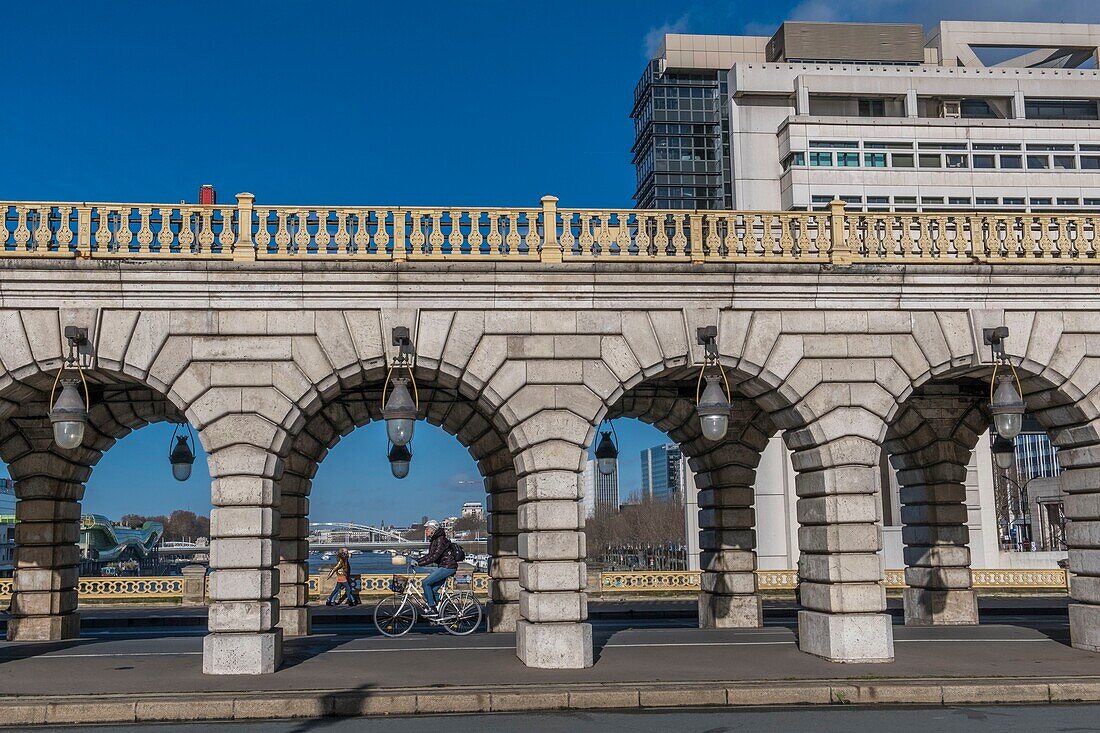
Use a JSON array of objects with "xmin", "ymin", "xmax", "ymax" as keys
[
  {"xmin": 594, "ymin": 421, "xmax": 619, "ymax": 476},
  {"xmin": 48, "ymin": 326, "xmax": 91, "ymax": 450},
  {"xmin": 695, "ymin": 326, "xmax": 732, "ymax": 441},
  {"xmin": 381, "ymin": 327, "xmax": 418, "ymax": 477}
]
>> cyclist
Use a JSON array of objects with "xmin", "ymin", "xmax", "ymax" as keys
[{"xmin": 413, "ymin": 520, "xmax": 458, "ymax": 619}]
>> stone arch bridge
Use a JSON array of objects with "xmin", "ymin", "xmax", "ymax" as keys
[{"xmin": 2, "ymin": 195, "xmax": 1100, "ymax": 674}]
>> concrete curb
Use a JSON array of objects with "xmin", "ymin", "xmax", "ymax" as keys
[{"xmin": 3, "ymin": 676, "xmax": 1100, "ymax": 726}]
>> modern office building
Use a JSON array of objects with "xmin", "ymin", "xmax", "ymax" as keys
[
  {"xmin": 579, "ymin": 458, "xmax": 619, "ymax": 518},
  {"xmin": 0, "ymin": 478, "xmax": 14, "ymax": 577},
  {"xmin": 634, "ymin": 21, "xmax": 1100, "ymax": 212},
  {"xmin": 639, "ymin": 444, "xmax": 688, "ymax": 503}
]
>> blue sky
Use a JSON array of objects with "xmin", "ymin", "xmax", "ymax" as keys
[{"xmin": 4, "ymin": 1, "xmax": 1094, "ymax": 523}]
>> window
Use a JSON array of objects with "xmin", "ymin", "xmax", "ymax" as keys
[
  {"xmin": 810, "ymin": 140, "xmax": 858, "ymax": 149},
  {"xmin": 866, "ymin": 196, "xmax": 889, "ymax": 204},
  {"xmin": 949, "ymin": 197, "xmax": 972, "ymax": 205},
  {"xmin": 976, "ymin": 197, "xmax": 998, "ymax": 206},
  {"xmin": 893, "ymin": 196, "xmax": 917, "ymax": 205},
  {"xmin": 1054, "ymin": 156, "xmax": 1077, "ymax": 170},
  {"xmin": 858, "ymin": 98, "xmax": 886, "ymax": 117},
  {"xmin": 864, "ymin": 153, "xmax": 887, "ymax": 167},
  {"xmin": 919, "ymin": 154, "xmax": 942, "ymax": 168},
  {"xmin": 891, "ymin": 153, "xmax": 915, "ymax": 168},
  {"xmin": 837, "ymin": 152, "xmax": 860, "ymax": 167},
  {"xmin": 974, "ymin": 143, "xmax": 1020, "ymax": 150},
  {"xmin": 1080, "ymin": 144, "xmax": 1100, "ymax": 152},
  {"xmin": 1003, "ymin": 197, "xmax": 1025, "ymax": 205},
  {"xmin": 1082, "ymin": 156, "xmax": 1100, "ymax": 170},
  {"xmin": 1057, "ymin": 198, "xmax": 1079, "ymax": 206},
  {"xmin": 1000, "ymin": 155, "xmax": 1022, "ymax": 169},
  {"xmin": 1027, "ymin": 144, "xmax": 1074, "ymax": 151},
  {"xmin": 946, "ymin": 154, "xmax": 968, "ymax": 169},
  {"xmin": 1030, "ymin": 198, "xmax": 1053, "ymax": 206},
  {"xmin": 1085, "ymin": 199, "xmax": 1100, "ymax": 206},
  {"xmin": 1027, "ymin": 155, "xmax": 1050, "ymax": 169},
  {"xmin": 919, "ymin": 142, "xmax": 967, "ymax": 150},
  {"xmin": 973, "ymin": 155, "xmax": 996, "ymax": 169},
  {"xmin": 1025, "ymin": 99, "xmax": 1099, "ymax": 120},
  {"xmin": 864, "ymin": 141, "xmax": 912, "ymax": 149},
  {"xmin": 960, "ymin": 98, "xmax": 997, "ymax": 118},
  {"xmin": 782, "ymin": 152, "xmax": 806, "ymax": 170},
  {"xmin": 921, "ymin": 197, "xmax": 945, "ymax": 205},
  {"xmin": 809, "ymin": 151, "xmax": 833, "ymax": 166}
]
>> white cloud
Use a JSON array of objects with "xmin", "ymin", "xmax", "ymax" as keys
[{"xmin": 643, "ymin": 13, "xmax": 691, "ymax": 58}]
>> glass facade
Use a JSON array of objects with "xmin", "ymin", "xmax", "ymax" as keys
[
  {"xmin": 581, "ymin": 458, "xmax": 619, "ymax": 517},
  {"xmin": 631, "ymin": 60, "xmax": 732, "ymax": 210},
  {"xmin": 640, "ymin": 443, "xmax": 686, "ymax": 503}
]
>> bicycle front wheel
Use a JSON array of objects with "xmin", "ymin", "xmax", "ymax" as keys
[
  {"xmin": 374, "ymin": 595, "xmax": 417, "ymax": 637},
  {"xmin": 439, "ymin": 592, "xmax": 483, "ymax": 636}
]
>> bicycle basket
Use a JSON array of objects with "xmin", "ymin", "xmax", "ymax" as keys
[
  {"xmin": 454, "ymin": 573, "xmax": 472, "ymax": 586},
  {"xmin": 389, "ymin": 575, "xmax": 409, "ymax": 593}
]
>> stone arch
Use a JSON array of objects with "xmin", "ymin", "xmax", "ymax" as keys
[{"xmin": 273, "ymin": 362, "xmax": 522, "ymax": 636}]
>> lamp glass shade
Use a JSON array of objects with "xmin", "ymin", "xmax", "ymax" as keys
[
  {"xmin": 383, "ymin": 378, "xmax": 417, "ymax": 447},
  {"xmin": 700, "ymin": 413, "xmax": 729, "ymax": 441},
  {"xmin": 49, "ymin": 378, "xmax": 88, "ymax": 450},
  {"xmin": 388, "ymin": 443, "xmax": 412, "ymax": 479},
  {"xmin": 696, "ymin": 373, "xmax": 732, "ymax": 441},
  {"xmin": 990, "ymin": 374, "xmax": 1025, "ymax": 440},
  {"xmin": 594, "ymin": 431, "xmax": 618, "ymax": 476},
  {"xmin": 169, "ymin": 435, "xmax": 196, "ymax": 482},
  {"xmin": 53, "ymin": 421, "xmax": 85, "ymax": 450},
  {"xmin": 991, "ymin": 435, "xmax": 1015, "ymax": 470}
]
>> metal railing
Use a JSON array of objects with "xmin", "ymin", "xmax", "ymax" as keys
[
  {"xmin": 3, "ymin": 196, "xmax": 1098, "ymax": 264},
  {"xmin": 0, "ymin": 568, "xmax": 1068, "ymax": 602},
  {"xmin": 598, "ymin": 568, "xmax": 1069, "ymax": 592}
]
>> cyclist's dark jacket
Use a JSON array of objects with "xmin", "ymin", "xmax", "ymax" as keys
[{"xmin": 416, "ymin": 527, "xmax": 458, "ymax": 570}]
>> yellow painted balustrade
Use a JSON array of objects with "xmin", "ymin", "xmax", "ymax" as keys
[
  {"xmin": 0, "ymin": 569, "xmax": 1068, "ymax": 602},
  {"xmin": 2, "ymin": 197, "xmax": 1097, "ymax": 264}
]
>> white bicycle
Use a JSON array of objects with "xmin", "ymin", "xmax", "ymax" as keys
[{"xmin": 373, "ymin": 557, "xmax": 483, "ymax": 637}]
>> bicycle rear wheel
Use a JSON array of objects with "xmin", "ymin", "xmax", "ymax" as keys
[
  {"xmin": 374, "ymin": 595, "xmax": 417, "ymax": 637},
  {"xmin": 439, "ymin": 592, "xmax": 483, "ymax": 636}
]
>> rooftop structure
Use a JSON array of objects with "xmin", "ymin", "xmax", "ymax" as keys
[{"xmin": 633, "ymin": 21, "xmax": 1100, "ymax": 212}]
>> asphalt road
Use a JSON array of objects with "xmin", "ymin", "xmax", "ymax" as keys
[{"xmin": 10, "ymin": 705, "xmax": 1100, "ymax": 732}]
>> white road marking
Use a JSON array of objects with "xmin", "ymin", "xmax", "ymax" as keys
[{"xmin": 0, "ymin": 635, "xmax": 1059, "ymax": 660}]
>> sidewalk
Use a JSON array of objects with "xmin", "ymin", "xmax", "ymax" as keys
[{"xmin": 0, "ymin": 618, "xmax": 1097, "ymax": 726}]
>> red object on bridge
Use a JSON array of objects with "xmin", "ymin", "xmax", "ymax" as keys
[{"xmin": 198, "ymin": 184, "xmax": 216, "ymax": 205}]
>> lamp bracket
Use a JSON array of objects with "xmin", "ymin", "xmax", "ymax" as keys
[
  {"xmin": 63, "ymin": 326, "xmax": 91, "ymax": 368},
  {"xmin": 697, "ymin": 326, "xmax": 718, "ymax": 362},
  {"xmin": 391, "ymin": 326, "xmax": 414, "ymax": 364},
  {"xmin": 983, "ymin": 326, "xmax": 1009, "ymax": 362}
]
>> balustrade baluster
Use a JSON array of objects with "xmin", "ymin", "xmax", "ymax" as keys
[
  {"xmin": 315, "ymin": 210, "xmax": 332, "ymax": 254},
  {"xmin": 55, "ymin": 206, "xmax": 75, "ymax": 253},
  {"xmin": 116, "ymin": 208, "xmax": 134, "ymax": 253},
  {"xmin": 217, "ymin": 207, "xmax": 236, "ymax": 254},
  {"xmin": 466, "ymin": 210, "xmax": 483, "ymax": 254},
  {"xmin": 178, "ymin": 208, "xmax": 196, "ymax": 253},
  {"xmin": 427, "ymin": 211, "xmax": 443, "ymax": 255},
  {"xmin": 137, "ymin": 208, "xmax": 154, "ymax": 254},
  {"xmin": 155, "ymin": 207, "xmax": 173, "ymax": 253},
  {"xmin": 447, "ymin": 210, "xmax": 465, "ymax": 254},
  {"xmin": 504, "ymin": 212, "xmax": 521, "ymax": 254},
  {"xmin": 1038, "ymin": 215, "xmax": 1053, "ymax": 258},
  {"xmin": 255, "ymin": 209, "xmax": 273, "ymax": 254},
  {"xmin": 671, "ymin": 214, "xmax": 687, "ymax": 257},
  {"xmin": 578, "ymin": 214, "xmax": 595, "ymax": 256},
  {"xmin": 274, "ymin": 211, "xmax": 291, "ymax": 255},
  {"xmin": 487, "ymin": 212, "xmax": 504, "ymax": 254},
  {"xmin": 409, "ymin": 210, "xmax": 427, "ymax": 254},
  {"xmin": 293, "ymin": 210, "xmax": 311, "ymax": 254},
  {"xmin": 352, "ymin": 212, "xmax": 369, "ymax": 254},
  {"xmin": 33, "ymin": 207, "xmax": 52, "ymax": 252},
  {"xmin": 14, "ymin": 206, "xmax": 30, "ymax": 252},
  {"xmin": 198, "ymin": 209, "xmax": 215, "ymax": 254},
  {"xmin": 523, "ymin": 210, "xmax": 540, "ymax": 256},
  {"xmin": 333, "ymin": 211, "xmax": 350, "ymax": 254}
]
